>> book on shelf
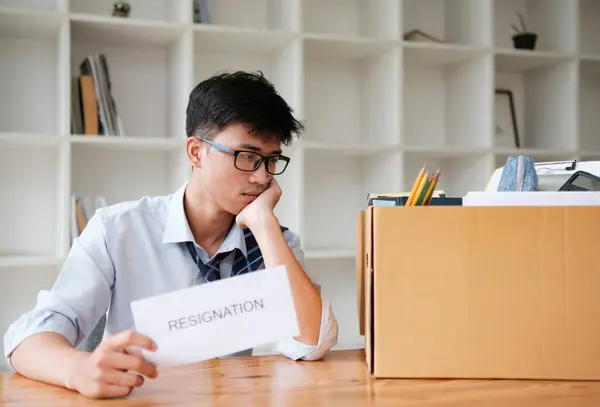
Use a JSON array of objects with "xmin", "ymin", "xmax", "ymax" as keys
[
  {"xmin": 71, "ymin": 53, "xmax": 124, "ymax": 137},
  {"xmin": 71, "ymin": 195, "xmax": 108, "ymax": 244},
  {"xmin": 193, "ymin": 0, "xmax": 211, "ymax": 24},
  {"xmin": 403, "ymin": 29, "xmax": 443, "ymax": 43}
]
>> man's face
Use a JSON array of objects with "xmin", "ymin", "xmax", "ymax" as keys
[{"xmin": 196, "ymin": 123, "xmax": 282, "ymax": 215}]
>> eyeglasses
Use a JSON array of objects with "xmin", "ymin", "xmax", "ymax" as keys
[{"xmin": 197, "ymin": 137, "xmax": 290, "ymax": 175}]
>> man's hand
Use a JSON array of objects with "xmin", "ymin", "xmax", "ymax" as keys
[
  {"xmin": 237, "ymin": 177, "xmax": 324, "ymax": 348},
  {"xmin": 236, "ymin": 178, "xmax": 282, "ymax": 230},
  {"xmin": 66, "ymin": 330, "xmax": 158, "ymax": 399}
]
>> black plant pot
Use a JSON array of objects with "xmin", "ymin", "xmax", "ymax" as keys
[{"xmin": 512, "ymin": 33, "xmax": 537, "ymax": 50}]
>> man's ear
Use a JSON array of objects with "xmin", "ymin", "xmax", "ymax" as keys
[{"xmin": 186, "ymin": 137, "xmax": 204, "ymax": 168}]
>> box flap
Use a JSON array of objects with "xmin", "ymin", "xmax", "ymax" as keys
[{"xmin": 356, "ymin": 210, "xmax": 365, "ymax": 336}]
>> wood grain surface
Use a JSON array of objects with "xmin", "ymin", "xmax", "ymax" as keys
[{"xmin": 2, "ymin": 349, "xmax": 600, "ymax": 406}]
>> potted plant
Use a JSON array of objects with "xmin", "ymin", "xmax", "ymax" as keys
[
  {"xmin": 510, "ymin": 11, "xmax": 537, "ymax": 50},
  {"xmin": 112, "ymin": 1, "xmax": 131, "ymax": 18}
]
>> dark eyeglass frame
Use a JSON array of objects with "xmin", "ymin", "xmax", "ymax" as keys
[{"xmin": 197, "ymin": 137, "xmax": 291, "ymax": 175}]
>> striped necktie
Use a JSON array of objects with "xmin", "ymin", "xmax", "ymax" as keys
[{"xmin": 185, "ymin": 226, "xmax": 288, "ymax": 284}]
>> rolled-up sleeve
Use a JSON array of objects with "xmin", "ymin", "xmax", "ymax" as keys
[
  {"xmin": 276, "ymin": 231, "xmax": 339, "ymax": 361},
  {"xmin": 3, "ymin": 211, "xmax": 115, "ymax": 369}
]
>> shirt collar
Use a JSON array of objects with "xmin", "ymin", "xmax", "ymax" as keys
[{"xmin": 161, "ymin": 182, "xmax": 247, "ymax": 256}]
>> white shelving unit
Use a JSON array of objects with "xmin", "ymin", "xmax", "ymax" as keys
[{"xmin": 1, "ymin": 0, "xmax": 598, "ymax": 371}]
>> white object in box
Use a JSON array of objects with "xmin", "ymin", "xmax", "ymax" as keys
[{"xmin": 464, "ymin": 191, "xmax": 600, "ymax": 207}]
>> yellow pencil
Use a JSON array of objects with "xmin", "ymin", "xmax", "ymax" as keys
[
  {"xmin": 424, "ymin": 169, "xmax": 441, "ymax": 205},
  {"xmin": 410, "ymin": 171, "xmax": 429, "ymax": 206},
  {"xmin": 406, "ymin": 164, "xmax": 426, "ymax": 206}
]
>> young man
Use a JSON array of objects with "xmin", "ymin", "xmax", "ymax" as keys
[{"xmin": 3, "ymin": 71, "xmax": 339, "ymax": 399}]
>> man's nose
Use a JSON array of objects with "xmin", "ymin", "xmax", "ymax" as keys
[{"xmin": 249, "ymin": 162, "xmax": 272, "ymax": 185}]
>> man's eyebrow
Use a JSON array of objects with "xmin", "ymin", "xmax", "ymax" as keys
[{"xmin": 239, "ymin": 143, "xmax": 282, "ymax": 155}]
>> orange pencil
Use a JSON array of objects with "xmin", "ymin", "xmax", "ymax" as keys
[
  {"xmin": 424, "ymin": 169, "xmax": 441, "ymax": 205},
  {"xmin": 410, "ymin": 171, "xmax": 429, "ymax": 206},
  {"xmin": 406, "ymin": 164, "xmax": 426, "ymax": 206}
]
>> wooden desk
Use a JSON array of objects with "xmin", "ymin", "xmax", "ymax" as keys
[{"xmin": 2, "ymin": 349, "xmax": 600, "ymax": 406}]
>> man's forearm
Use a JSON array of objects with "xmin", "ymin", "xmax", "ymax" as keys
[
  {"xmin": 250, "ymin": 216, "xmax": 322, "ymax": 346},
  {"xmin": 9, "ymin": 332, "xmax": 87, "ymax": 388}
]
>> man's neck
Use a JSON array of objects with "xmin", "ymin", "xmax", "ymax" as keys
[{"xmin": 183, "ymin": 180, "xmax": 234, "ymax": 255}]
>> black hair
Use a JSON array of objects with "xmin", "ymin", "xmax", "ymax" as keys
[{"xmin": 185, "ymin": 71, "xmax": 303, "ymax": 146}]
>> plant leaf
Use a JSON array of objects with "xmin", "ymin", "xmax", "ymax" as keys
[{"xmin": 517, "ymin": 11, "xmax": 527, "ymax": 32}]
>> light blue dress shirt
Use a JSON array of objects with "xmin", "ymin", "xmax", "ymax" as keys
[{"xmin": 3, "ymin": 182, "xmax": 339, "ymax": 369}]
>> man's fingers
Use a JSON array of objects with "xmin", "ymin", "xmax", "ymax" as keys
[
  {"xmin": 79, "ymin": 380, "xmax": 134, "ymax": 399},
  {"xmin": 100, "ymin": 369, "xmax": 145, "ymax": 388},
  {"xmin": 104, "ymin": 330, "xmax": 157, "ymax": 353},
  {"xmin": 96, "ymin": 383, "xmax": 135, "ymax": 399},
  {"xmin": 98, "ymin": 351, "xmax": 158, "ymax": 379},
  {"xmin": 124, "ymin": 346, "xmax": 144, "ymax": 358}
]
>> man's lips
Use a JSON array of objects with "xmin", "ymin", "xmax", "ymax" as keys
[{"xmin": 241, "ymin": 193, "xmax": 259, "ymax": 203}]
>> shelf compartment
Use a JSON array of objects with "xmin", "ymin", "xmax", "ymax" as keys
[
  {"xmin": 403, "ymin": 52, "xmax": 492, "ymax": 148},
  {"xmin": 69, "ymin": 0, "xmax": 189, "ymax": 24},
  {"xmin": 403, "ymin": 0, "xmax": 491, "ymax": 46},
  {"xmin": 194, "ymin": 24, "xmax": 297, "ymax": 56},
  {"xmin": 403, "ymin": 152, "xmax": 493, "ymax": 197},
  {"xmin": 493, "ymin": 0, "xmax": 577, "ymax": 53},
  {"xmin": 71, "ymin": 145, "xmax": 187, "ymax": 210},
  {"xmin": 304, "ymin": 34, "xmax": 397, "ymax": 60},
  {"xmin": 494, "ymin": 55, "xmax": 578, "ymax": 151},
  {"xmin": 303, "ymin": 149, "xmax": 401, "ymax": 253},
  {"xmin": 0, "ymin": 133, "xmax": 64, "ymax": 147},
  {"xmin": 195, "ymin": 0, "xmax": 297, "ymax": 31},
  {"xmin": 304, "ymin": 249, "xmax": 355, "ymax": 260},
  {"xmin": 70, "ymin": 146, "xmax": 187, "ymax": 203},
  {"xmin": 304, "ymin": 41, "xmax": 400, "ymax": 145},
  {"xmin": 193, "ymin": 34, "xmax": 301, "ymax": 125},
  {"xmin": 0, "ymin": 15, "xmax": 61, "ymax": 135},
  {"xmin": 578, "ymin": 59, "xmax": 600, "ymax": 152},
  {"xmin": 577, "ymin": 152, "xmax": 600, "ymax": 162},
  {"xmin": 0, "ymin": 0, "xmax": 58, "ymax": 12},
  {"xmin": 403, "ymin": 42, "xmax": 488, "ymax": 68},
  {"xmin": 70, "ymin": 17, "xmax": 188, "ymax": 141},
  {"xmin": 69, "ymin": 14, "xmax": 186, "ymax": 47},
  {"xmin": 303, "ymin": 141, "xmax": 400, "ymax": 155},
  {"xmin": 0, "ymin": 6, "xmax": 63, "ymax": 38},
  {"xmin": 301, "ymin": 258, "xmax": 363, "ymax": 351},
  {"xmin": 403, "ymin": 145, "xmax": 489, "ymax": 157},
  {"xmin": 494, "ymin": 49, "xmax": 575, "ymax": 73},
  {"xmin": 303, "ymin": 0, "xmax": 399, "ymax": 40},
  {"xmin": 580, "ymin": 0, "xmax": 600, "ymax": 56},
  {"xmin": 69, "ymin": 135, "xmax": 182, "ymax": 151},
  {"xmin": 0, "ymin": 146, "xmax": 63, "ymax": 258}
]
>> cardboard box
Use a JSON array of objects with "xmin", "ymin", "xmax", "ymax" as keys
[{"xmin": 357, "ymin": 205, "xmax": 600, "ymax": 380}]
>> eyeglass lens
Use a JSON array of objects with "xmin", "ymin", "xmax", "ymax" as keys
[{"xmin": 235, "ymin": 152, "xmax": 286, "ymax": 174}]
